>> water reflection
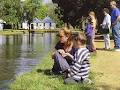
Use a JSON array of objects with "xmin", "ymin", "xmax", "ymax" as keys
[{"xmin": 0, "ymin": 33, "xmax": 56, "ymax": 89}]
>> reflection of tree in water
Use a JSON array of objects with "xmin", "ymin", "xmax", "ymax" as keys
[
  {"xmin": 43, "ymin": 33, "xmax": 52, "ymax": 52},
  {"xmin": 0, "ymin": 33, "xmax": 57, "ymax": 89},
  {"xmin": 0, "ymin": 35, "xmax": 23, "ymax": 88},
  {"xmin": 28, "ymin": 33, "xmax": 34, "ymax": 51},
  {"xmin": 5, "ymin": 35, "xmax": 22, "ymax": 59}
]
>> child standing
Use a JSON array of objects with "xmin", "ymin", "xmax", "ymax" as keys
[
  {"xmin": 86, "ymin": 11, "xmax": 97, "ymax": 53},
  {"xmin": 101, "ymin": 8, "xmax": 111, "ymax": 50},
  {"xmin": 85, "ymin": 17, "xmax": 96, "ymax": 53}
]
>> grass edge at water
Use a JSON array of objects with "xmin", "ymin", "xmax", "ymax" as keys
[{"xmin": 10, "ymin": 52, "xmax": 97, "ymax": 90}]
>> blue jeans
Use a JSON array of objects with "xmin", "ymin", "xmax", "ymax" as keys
[
  {"xmin": 52, "ymin": 52, "xmax": 70, "ymax": 74},
  {"xmin": 112, "ymin": 22, "xmax": 120, "ymax": 49}
]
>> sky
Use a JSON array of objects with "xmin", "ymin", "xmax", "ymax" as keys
[
  {"xmin": 43, "ymin": 0, "xmax": 52, "ymax": 4},
  {"xmin": 21, "ymin": 0, "xmax": 52, "ymax": 4}
]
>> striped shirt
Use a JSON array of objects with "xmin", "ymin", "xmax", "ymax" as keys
[{"xmin": 68, "ymin": 48, "xmax": 90, "ymax": 81}]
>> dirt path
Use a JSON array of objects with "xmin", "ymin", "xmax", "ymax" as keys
[{"xmin": 91, "ymin": 41, "xmax": 120, "ymax": 90}]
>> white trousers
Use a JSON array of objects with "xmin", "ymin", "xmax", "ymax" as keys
[{"xmin": 103, "ymin": 34, "xmax": 110, "ymax": 49}]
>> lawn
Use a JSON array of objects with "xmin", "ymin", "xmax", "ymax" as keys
[
  {"xmin": 0, "ymin": 29, "xmax": 80, "ymax": 35},
  {"xmin": 10, "ymin": 41, "xmax": 120, "ymax": 90},
  {"xmin": 10, "ymin": 52, "xmax": 96, "ymax": 90}
]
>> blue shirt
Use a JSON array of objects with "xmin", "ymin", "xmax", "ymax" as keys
[
  {"xmin": 111, "ymin": 8, "xmax": 120, "ymax": 23},
  {"xmin": 85, "ymin": 23, "xmax": 94, "ymax": 37}
]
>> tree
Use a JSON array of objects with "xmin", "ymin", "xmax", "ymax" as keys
[
  {"xmin": 52, "ymin": 0, "xmax": 120, "ymax": 28},
  {"xmin": 22, "ymin": 0, "xmax": 42, "ymax": 25},
  {"xmin": 36, "ymin": 5, "xmax": 48, "ymax": 19},
  {"xmin": 45, "ymin": 3, "xmax": 64, "ymax": 27},
  {"xmin": 0, "ymin": 0, "xmax": 43, "ymax": 29},
  {"xmin": 36, "ymin": 3, "xmax": 64, "ymax": 27},
  {"xmin": 0, "ymin": 0, "xmax": 21, "ymax": 29}
]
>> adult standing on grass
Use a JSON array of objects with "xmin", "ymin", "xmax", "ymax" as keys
[
  {"xmin": 101, "ymin": 8, "xmax": 111, "ymax": 50},
  {"xmin": 110, "ymin": 1, "xmax": 120, "ymax": 51}
]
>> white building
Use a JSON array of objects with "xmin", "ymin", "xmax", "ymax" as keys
[
  {"xmin": 0, "ymin": 19, "xmax": 6, "ymax": 30},
  {"xmin": 22, "ymin": 21, "xmax": 29, "ymax": 29},
  {"xmin": 43, "ymin": 16, "xmax": 56, "ymax": 29},
  {"xmin": 30, "ymin": 18, "xmax": 44, "ymax": 30},
  {"xmin": 28, "ymin": 17, "xmax": 56, "ymax": 30}
]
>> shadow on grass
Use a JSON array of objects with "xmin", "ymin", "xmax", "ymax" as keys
[
  {"xmin": 36, "ymin": 69, "xmax": 52, "ymax": 75},
  {"xmin": 36, "ymin": 69, "xmax": 64, "ymax": 78},
  {"xmin": 96, "ymin": 48, "xmax": 113, "ymax": 51},
  {"xmin": 36, "ymin": 69, "xmax": 98, "ymax": 90}
]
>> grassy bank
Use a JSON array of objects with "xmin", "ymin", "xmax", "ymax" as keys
[
  {"xmin": 10, "ymin": 52, "xmax": 96, "ymax": 90},
  {"xmin": 10, "ymin": 41, "xmax": 120, "ymax": 90},
  {"xmin": 0, "ymin": 29, "xmax": 57, "ymax": 35},
  {"xmin": 0, "ymin": 29, "xmax": 81, "ymax": 35}
]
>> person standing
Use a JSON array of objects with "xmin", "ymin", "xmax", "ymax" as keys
[
  {"xmin": 101, "ymin": 8, "xmax": 111, "ymax": 50},
  {"xmin": 110, "ymin": 1, "xmax": 120, "ymax": 51},
  {"xmin": 86, "ymin": 11, "xmax": 97, "ymax": 53}
]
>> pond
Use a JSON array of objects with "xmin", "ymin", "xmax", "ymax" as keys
[{"xmin": 0, "ymin": 33, "xmax": 57, "ymax": 90}]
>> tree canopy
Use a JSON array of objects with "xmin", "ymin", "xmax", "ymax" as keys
[
  {"xmin": 0, "ymin": 0, "xmax": 63, "ymax": 28},
  {"xmin": 52, "ymin": 0, "xmax": 120, "ymax": 27},
  {"xmin": 0, "ymin": 0, "xmax": 49, "ymax": 28},
  {"xmin": 0, "ymin": 0, "xmax": 21, "ymax": 24}
]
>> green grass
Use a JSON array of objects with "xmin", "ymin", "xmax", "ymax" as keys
[
  {"xmin": 10, "ymin": 52, "xmax": 96, "ymax": 90},
  {"xmin": 0, "ymin": 29, "xmax": 81, "ymax": 35},
  {"xmin": 10, "ymin": 41, "xmax": 120, "ymax": 90}
]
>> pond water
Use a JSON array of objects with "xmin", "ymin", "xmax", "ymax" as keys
[{"xmin": 0, "ymin": 33, "xmax": 57, "ymax": 90}]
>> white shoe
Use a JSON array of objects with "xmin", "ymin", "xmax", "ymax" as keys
[{"xmin": 115, "ymin": 49, "xmax": 120, "ymax": 52}]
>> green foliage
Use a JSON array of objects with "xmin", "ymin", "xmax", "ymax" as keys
[
  {"xmin": 52, "ymin": 0, "xmax": 120, "ymax": 27},
  {"xmin": 46, "ymin": 3, "xmax": 64, "ymax": 27},
  {"xmin": 0, "ymin": 0, "xmax": 45, "ymax": 27},
  {"xmin": 0, "ymin": 0, "xmax": 20, "ymax": 24},
  {"xmin": 0, "ymin": 0, "xmax": 64, "ymax": 28},
  {"xmin": 36, "ymin": 5, "xmax": 48, "ymax": 19},
  {"xmin": 22, "ymin": 0, "xmax": 42, "ymax": 23}
]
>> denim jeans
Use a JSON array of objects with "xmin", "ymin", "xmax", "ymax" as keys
[
  {"xmin": 112, "ymin": 22, "xmax": 120, "ymax": 49},
  {"xmin": 52, "ymin": 52, "xmax": 70, "ymax": 74}
]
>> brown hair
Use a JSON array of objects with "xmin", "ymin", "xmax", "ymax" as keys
[
  {"xmin": 75, "ymin": 32, "xmax": 86, "ymax": 45},
  {"xmin": 89, "ymin": 11, "xmax": 96, "ymax": 17},
  {"xmin": 59, "ymin": 27, "xmax": 73, "ymax": 49},
  {"xmin": 89, "ymin": 11, "xmax": 97, "ymax": 30},
  {"xmin": 103, "ymin": 8, "xmax": 110, "ymax": 14}
]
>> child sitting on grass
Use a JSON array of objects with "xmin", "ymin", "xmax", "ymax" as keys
[{"xmin": 56, "ymin": 33, "xmax": 91, "ymax": 84}]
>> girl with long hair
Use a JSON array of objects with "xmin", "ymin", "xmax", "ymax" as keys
[
  {"xmin": 52, "ymin": 27, "xmax": 75, "ymax": 74},
  {"xmin": 86, "ymin": 11, "xmax": 97, "ymax": 53}
]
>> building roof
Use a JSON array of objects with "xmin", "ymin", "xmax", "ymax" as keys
[
  {"xmin": 33, "ymin": 18, "xmax": 42, "ymax": 23},
  {"xmin": 43, "ymin": 16, "xmax": 54, "ymax": 23}
]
